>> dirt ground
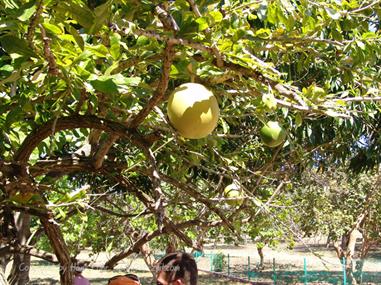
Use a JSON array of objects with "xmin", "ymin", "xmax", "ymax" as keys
[{"xmin": 7, "ymin": 238, "xmax": 381, "ymax": 284}]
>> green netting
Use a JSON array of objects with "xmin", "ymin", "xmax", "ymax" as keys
[{"xmin": 195, "ymin": 254, "xmax": 381, "ymax": 285}]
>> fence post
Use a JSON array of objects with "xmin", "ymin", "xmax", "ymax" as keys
[
  {"xmin": 358, "ymin": 260, "xmax": 364, "ymax": 284},
  {"xmin": 248, "ymin": 256, "xmax": 250, "ymax": 281},
  {"xmin": 342, "ymin": 257, "xmax": 347, "ymax": 285},
  {"xmin": 273, "ymin": 258, "xmax": 277, "ymax": 285},
  {"xmin": 304, "ymin": 257, "xmax": 307, "ymax": 285},
  {"xmin": 227, "ymin": 254, "xmax": 230, "ymax": 276}
]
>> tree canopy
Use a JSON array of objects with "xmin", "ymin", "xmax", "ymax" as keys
[{"xmin": 0, "ymin": 0, "xmax": 381, "ymax": 284}]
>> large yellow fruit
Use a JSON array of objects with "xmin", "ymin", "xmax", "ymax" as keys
[
  {"xmin": 224, "ymin": 183, "xmax": 244, "ymax": 207},
  {"xmin": 260, "ymin": 121, "xmax": 286, "ymax": 148},
  {"xmin": 167, "ymin": 83, "xmax": 219, "ymax": 139}
]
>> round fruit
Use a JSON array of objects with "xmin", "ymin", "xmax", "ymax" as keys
[
  {"xmin": 224, "ymin": 183, "xmax": 244, "ymax": 207},
  {"xmin": 167, "ymin": 83, "xmax": 219, "ymax": 139},
  {"xmin": 260, "ymin": 121, "xmax": 286, "ymax": 147}
]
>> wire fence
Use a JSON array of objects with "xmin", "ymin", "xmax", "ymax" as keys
[{"xmin": 192, "ymin": 252, "xmax": 381, "ymax": 284}]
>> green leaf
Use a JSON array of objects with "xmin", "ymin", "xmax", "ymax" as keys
[
  {"xmin": 90, "ymin": 77, "xmax": 119, "ymax": 95},
  {"xmin": 5, "ymin": 106, "xmax": 23, "ymax": 128},
  {"xmin": 43, "ymin": 22, "xmax": 63, "ymax": 35},
  {"xmin": 221, "ymin": 118, "xmax": 229, "ymax": 134},
  {"xmin": 18, "ymin": 4, "xmax": 36, "ymax": 21},
  {"xmin": 209, "ymin": 11, "xmax": 223, "ymax": 23},
  {"xmin": 67, "ymin": 24, "xmax": 84, "ymax": 50},
  {"xmin": 262, "ymin": 93, "xmax": 277, "ymax": 109},
  {"xmin": 86, "ymin": 44, "xmax": 109, "ymax": 58},
  {"xmin": 195, "ymin": 17, "xmax": 209, "ymax": 31},
  {"xmin": 0, "ymin": 70, "xmax": 21, "ymax": 84},
  {"xmin": 136, "ymin": 35, "xmax": 150, "ymax": 46},
  {"xmin": 112, "ymin": 74, "xmax": 141, "ymax": 87},
  {"xmin": 90, "ymin": 74, "xmax": 141, "ymax": 95},
  {"xmin": 335, "ymin": 99, "xmax": 347, "ymax": 106},
  {"xmin": 57, "ymin": 2, "xmax": 95, "ymax": 30},
  {"xmin": 0, "ymin": 35, "xmax": 35, "ymax": 57},
  {"xmin": 91, "ymin": 0, "xmax": 112, "ymax": 33},
  {"xmin": 0, "ymin": 65, "xmax": 13, "ymax": 72},
  {"xmin": 295, "ymin": 113, "xmax": 302, "ymax": 127},
  {"xmin": 110, "ymin": 33, "xmax": 121, "ymax": 60},
  {"xmin": 3, "ymin": 0, "xmax": 19, "ymax": 9}
]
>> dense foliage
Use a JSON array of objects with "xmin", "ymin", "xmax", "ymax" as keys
[{"xmin": 0, "ymin": 0, "xmax": 380, "ymax": 284}]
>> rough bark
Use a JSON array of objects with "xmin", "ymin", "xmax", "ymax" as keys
[
  {"xmin": 333, "ymin": 226, "xmax": 363, "ymax": 285},
  {"xmin": 40, "ymin": 217, "xmax": 72, "ymax": 285},
  {"xmin": 7, "ymin": 213, "xmax": 31, "ymax": 285},
  {"xmin": 0, "ymin": 208, "xmax": 15, "ymax": 279},
  {"xmin": 345, "ymin": 229, "xmax": 361, "ymax": 285}
]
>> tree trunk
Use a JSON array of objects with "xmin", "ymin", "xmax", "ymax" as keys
[
  {"xmin": 7, "ymin": 213, "xmax": 31, "ymax": 285},
  {"xmin": 345, "ymin": 229, "xmax": 361, "ymax": 285},
  {"xmin": 140, "ymin": 243, "xmax": 156, "ymax": 277},
  {"xmin": 0, "ymin": 208, "xmax": 15, "ymax": 281},
  {"xmin": 40, "ymin": 217, "xmax": 72, "ymax": 285},
  {"xmin": 256, "ymin": 245, "xmax": 264, "ymax": 269},
  {"xmin": 0, "ymin": 247, "xmax": 11, "ymax": 279},
  {"xmin": 0, "ymin": 266, "xmax": 9, "ymax": 285}
]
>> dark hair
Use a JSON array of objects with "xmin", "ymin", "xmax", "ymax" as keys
[{"xmin": 156, "ymin": 252, "xmax": 198, "ymax": 285}]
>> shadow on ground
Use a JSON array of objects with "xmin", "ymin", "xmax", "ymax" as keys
[
  {"xmin": 29, "ymin": 271, "xmax": 381, "ymax": 285},
  {"xmin": 30, "ymin": 274, "xmax": 253, "ymax": 285}
]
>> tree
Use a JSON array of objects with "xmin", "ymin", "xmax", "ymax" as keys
[
  {"xmin": 291, "ymin": 167, "xmax": 381, "ymax": 284},
  {"xmin": 1, "ymin": 0, "xmax": 381, "ymax": 284}
]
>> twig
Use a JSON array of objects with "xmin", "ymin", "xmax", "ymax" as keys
[
  {"xmin": 134, "ymin": 29, "xmax": 215, "ymax": 54},
  {"xmin": 273, "ymin": 84, "xmax": 308, "ymax": 108},
  {"xmin": 142, "ymin": 169, "xmax": 236, "ymax": 233},
  {"xmin": 26, "ymin": 0, "xmax": 44, "ymax": 52},
  {"xmin": 254, "ymin": 36, "xmax": 346, "ymax": 47},
  {"xmin": 186, "ymin": 0, "xmax": 202, "ymax": 17},
  {"xmin": 154, "ymin": 4, "xmax": 179, "ymax": 32},
  {"xmin": 112, "ymin": 174, "xmax": 195, "ymax": 249},
  {"xmin": 39, "ymin": 24, "xmax": 59, "ymax": 76},
  {"xmin": 332, "ymin": 96, "xmax": 381, "ymax": 102},
  {"xmin": 254, "ymin": 181, "xmax": 285, "ymax": 217},
  {"xmin": 111, "ymin": 54, "xmax": 162, "ymax": 75},
  {"xmin": 349, "ymin": 0, "xmax": 381, "ymax": 13}
]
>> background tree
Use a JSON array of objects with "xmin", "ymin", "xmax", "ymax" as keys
[{"xmin": 290, "ymin": 167, "xmax": 381, "ymax": 284}]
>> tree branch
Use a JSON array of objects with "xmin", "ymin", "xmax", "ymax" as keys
[
  {"xmin": 128, "ymin": 40, "xmax": 176, "ymax": 128},
  {"xmin": 26, "ymin": 0, "xmax": 44, "ymax": 52},
  {"xmin": 104, "ymin": 219, "xmax": 221, "ymax": 269},
  {"xmin": 13, "ymin": 115, "xmax": 151, "ymax": 164},
  {"xmin": 39, "ymin": 24, "xmax": 59, "ymax": 76},
  {"xmin": 112, "ymin": 174, "xmax": 194, "ymax": 249},
  {"xmin": 93, "ymin": 205, "xmax": 150, "ymax": 218},
  {"xmin": 0, "ymin": 244, "xmax": 58, "ymax": 264},
  {"xmin": 92, "ymin": 134, "xmax": 119, "ymax": 170},
  {"xmin": 252, "ymin": 36, "xmax": 345, "ymax": 47},
  {"xmin": 1, "ymin": 204, "xmax": 49, "ymax": 218},
  {"xmin": 332, "ymin": 96, "xmax": 381, "ymax": 103},
  {"xmin": 139, "ymin": 168, "xmax": 236, "ymax": 233}
]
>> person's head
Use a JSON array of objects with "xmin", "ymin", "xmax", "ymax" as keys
[
  {"xmin": 73, "ymin": 263, "xmax": 85, "ymax": 276},
  {"xmin": 156, "ymin": 252, "xmax": 198, "ymax": 285},
  {"xmin": 108, "ymin": 273, "xmax": 141, "ymax": 285}
]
